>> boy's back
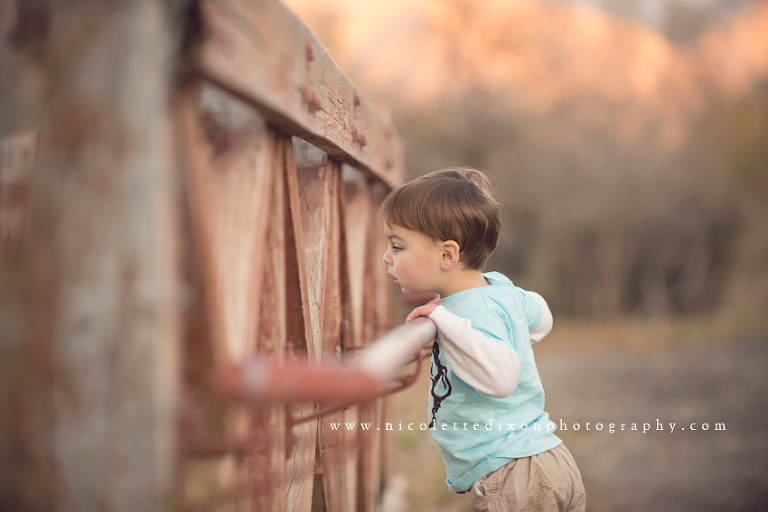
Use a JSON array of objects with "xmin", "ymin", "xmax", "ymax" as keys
[{"xmin": 428, "ymin": 271, "xmax": 561, "ymax": 492}]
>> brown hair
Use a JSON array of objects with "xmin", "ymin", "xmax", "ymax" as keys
[{"xmin": 381, "ymin": 167, "xmax": 501, "ymax": 270}]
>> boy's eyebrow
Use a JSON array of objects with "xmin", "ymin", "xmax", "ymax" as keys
[{"xmin": 387, "ymin": 234, "xmax": 404, "ymax": 242}]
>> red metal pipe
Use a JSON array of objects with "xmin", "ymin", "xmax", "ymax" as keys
[
  {"xmin": 219, "ymin": 317, "xmax": 436, "ymax": 405},
  {"xmin": 288, "ymin": 344, "xmax": 433, "ymax": 426}
]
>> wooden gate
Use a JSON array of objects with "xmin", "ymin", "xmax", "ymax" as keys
[{"xmin": 0, "ymin": 1, "xmax": 433, "ymax": 510}]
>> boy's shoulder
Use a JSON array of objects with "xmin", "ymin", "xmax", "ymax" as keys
[
  {"xmin": 483, "ymin": 271, "xmax": 513, "ymax": 287},
  {"xmin": 442, "ymin": 271, "xmax": 517, "ymax": 317}
]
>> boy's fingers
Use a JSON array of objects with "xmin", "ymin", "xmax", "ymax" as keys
[{"xmin": 406, "ymin": 306, "xmax": 425, "ymax": 322}]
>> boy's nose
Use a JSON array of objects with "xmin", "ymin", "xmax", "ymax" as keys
[{"xmin": 382, "ymin": 250, "xmax": 391, "ymax": 265}]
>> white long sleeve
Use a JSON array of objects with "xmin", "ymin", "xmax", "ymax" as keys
[
  {"xmin": 527, "ymin": 291, "xmax": 553, "ymax": 344},
  {"xmin": 428, "ymin": 305, "xmax": 519, "ymax": 398}
]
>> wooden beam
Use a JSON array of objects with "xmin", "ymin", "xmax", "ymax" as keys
[
  {"xmin": 197, "ymin": 0, "xmax": 405, "ymax": 190},
  {"xmin": 39, "ymin": 2, "xmax": 180, "ymax": 509}
]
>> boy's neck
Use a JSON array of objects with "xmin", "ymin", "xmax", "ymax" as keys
[{"xmin": 439, "ymin": 269, "xmax": 489, "ymax": 298}]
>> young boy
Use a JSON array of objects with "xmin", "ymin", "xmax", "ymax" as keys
[{"xmin": 381, "ymin": 168, "xmax": 586, "ymax": 512}]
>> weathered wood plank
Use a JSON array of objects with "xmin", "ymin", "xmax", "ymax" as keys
[
  {"xmin": 344, "ymin": 405, "xmax": 360, "ymax": 512},
  {"xmin": 337, "ymin": 167, "xmax": 363, "ymax": 512},
  {"xmin": 318, "ymin": 160, "xmax": 349, "ymax": 512},
  {"xmin": 343, "ymin": 170, "xmax": 386, "ymax": 512},
  {"xmin": 295, "ymin": 140, "xmax": 334, "ymax": 359},
  {"xmin": 176, "ymin": 112, "xmax": 229, "ymax": 509},
  {"xmin": 317, "ymin": 409, "xmax": 346, "ymax": 512},
  {"xmin": 178, "ymin": 81, "xmax": 286, "ymax": 511},
  {"xmin": 283, "ymin": 136, "xmax": 318, "ymax": 512},
  {"xmin": 182, "ymin": 81, "xmax": 273, "ymax": 365},
  {"xmin": 176, "ymin": 84, "xmax": 237, "ymax": 512},
  {"xmin": 287, "ymin": 410, "xmax": 317, "ymax": 512},
  {"xmin": 358, "ymin": 399, "xmax": 383, "ymax": 512},
  {"xmin": 284, "ymin": 139, "xmax": 313, "ymax": 362},
  {"xmin": 371, "ymin": 184, "xmax": 394, "ymax": 498},
  {"xmin": 250, "ymin": 130, "xmax": 289, "ymax": 512},
  {"xmin": 40, "ymin": 2, "xmax": 180, "ymax": 509},
  {"xmin": 343, "ymin": 168, "xmax": 376, "ymax": 349},
  {"xmin": 197, "ymin": 0, "xmax": 405, "ymax": 190},
  {"xmin": 371, "ymin": 183, "xmax": 394, "ymax": 339}
]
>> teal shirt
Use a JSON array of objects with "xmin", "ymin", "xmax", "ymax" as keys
[{"xmin": 428, "ymin": 271, "xmax": 561, "ymax": 492}]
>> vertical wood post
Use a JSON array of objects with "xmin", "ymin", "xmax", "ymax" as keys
[{"xmin": 41, "ymin": 2, "xmax": 180, "ymax": 510}]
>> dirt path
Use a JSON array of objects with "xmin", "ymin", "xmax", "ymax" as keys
[{"xmin": 538, "ymin": 332, "xmax": 768, "ymax": 512}]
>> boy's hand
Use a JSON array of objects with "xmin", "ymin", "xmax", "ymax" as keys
[{"xmin": 406, "ymin": 298, "xmax": 442, "ymax": 322}]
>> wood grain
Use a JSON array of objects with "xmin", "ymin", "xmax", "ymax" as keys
[
  {"xmin": 343, "ymin": 170, "xmax": 376, "ymax": 349},
  {"xmin": 250, "ymin": 131, "xmax": 289, "ymax": 512},
  {"xmin": 40, "ymin": 2, "xmax": 180, "ymax": 509},
  {"xmin": 184, "ymin": 81, "xmax": 274, "ymax": 365},
  {"xmin": 317, "ymin": 160, "xmax": 349, "ymax": 512},
  {"xmin": 284, "ymin": 136, "xmax": 318, "ymax": 512},
  {"xmin": 197, "ymin": 0, "xmax": 405, "ymax": 190}
]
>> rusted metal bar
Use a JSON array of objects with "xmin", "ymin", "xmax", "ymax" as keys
[
  {"xmin": 185, "ymin": 343, "xmax": 432, "ymax": 457},
  {"xmin": 220, "ymin": 318, "xmax": 436, "ymax": 404}
]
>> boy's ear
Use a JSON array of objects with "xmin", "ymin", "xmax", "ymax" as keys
[{"xmin": 440, "ymin": 240, "xmax": 460, "ymax": 270}]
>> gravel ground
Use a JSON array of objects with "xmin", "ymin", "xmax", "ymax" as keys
[{"xmin": 538, "ymin": 332, "xmax": 768, "ymax": 512}]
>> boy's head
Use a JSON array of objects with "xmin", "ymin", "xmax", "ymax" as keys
[{"xmin": 381, "ymin": 167, "xmax": 501, "ymax": 271}]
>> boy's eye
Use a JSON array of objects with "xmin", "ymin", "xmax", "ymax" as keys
[{"xmin": 392, "ymin": 245, "xmax": 402, "ymax": 252}]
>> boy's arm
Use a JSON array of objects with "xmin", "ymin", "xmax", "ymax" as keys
[
  {"xmin": 427, "ymin": 305, "xmax": 519, "ymax": 398},
  {"xmin": 515, "ymin": 288, "xmax": 553, "ymax": 344},
  {"xmin": 526, "ymin": 291, "xmax": 553, "ymax": 343}
]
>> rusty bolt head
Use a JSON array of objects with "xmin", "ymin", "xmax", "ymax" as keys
[
  {"xmin": 354, "ymin": 94, "xmax": 361, "ymax": 107},
  {"xmin": 301, "ymin": 84, "xmax": 321, "ymax": 113},
  {"xmin": 353, "ymin": 128, "xmax": 367, "ymax": 147}
]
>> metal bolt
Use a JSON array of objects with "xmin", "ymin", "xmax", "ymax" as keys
[
  {"xmin": 353, "ymin": 128, "xmax": 367, "ymax": 148},
  {"xmin": 301, "ymin": 85, "xmax": 321, "ymax": 113}
]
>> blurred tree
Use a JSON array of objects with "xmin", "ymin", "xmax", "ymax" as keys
[{"xmin": 396, "ymin": 73, "xmax": 758, "ymax": 319}]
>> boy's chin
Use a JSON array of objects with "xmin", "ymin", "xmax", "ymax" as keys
[{"xmin": 401, "ymin": 291, "xmax": 440, "ymax": 306}]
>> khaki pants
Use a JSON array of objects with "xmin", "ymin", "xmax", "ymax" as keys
[{"xmin": 469, "ymin": 443, "xmax": 586, "ymax": 512}]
